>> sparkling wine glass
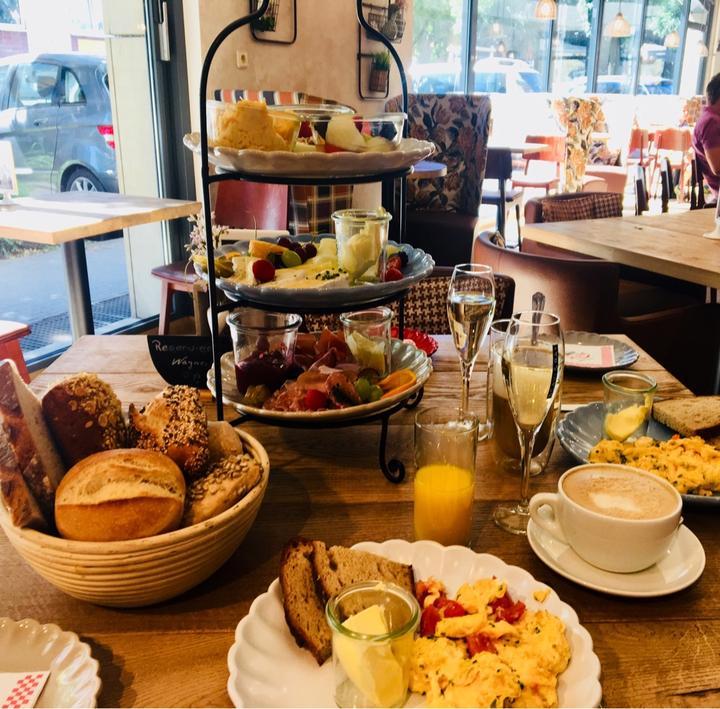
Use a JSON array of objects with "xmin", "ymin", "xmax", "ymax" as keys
[
  {"xmin": 493, "ymin": 311, "xmax": 564, "ymax": 535},
  {"xmin": 447, "ymin": 264, "xmax": 496, "ymax": 422}
]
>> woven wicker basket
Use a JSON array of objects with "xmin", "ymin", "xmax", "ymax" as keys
[{"xmin": 0, "ymin": 429, "xmax": 270, "ymax": 607}]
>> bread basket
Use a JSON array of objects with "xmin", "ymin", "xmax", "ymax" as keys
[{"xmin": 0, "ymin": 429, "xmax": 270, "ymax": 608}]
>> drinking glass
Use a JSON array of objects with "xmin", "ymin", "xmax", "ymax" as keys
[
  {"xmin": 340, "ymin": 307, "xmax": 392, "ymax": 377},
  {"xmin": 488, "ymin": 319, "xmax": 559, "ymax": 476},
  {"xmin": 493, "ymin": 311, "xmax": 564, "ymax": 535},
  {"xmin": 414, "ymin": 407, "xmax": 479, "ymax": 546},
  {"xmin": 602, "ymin": 371, "xmax": 657, "ymax": 442},
  {"xmin": 447, "ymin": 264, "xmax": 496, "ymax": 421}
]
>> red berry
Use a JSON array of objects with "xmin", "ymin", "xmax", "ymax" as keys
[
  {"xmin": 384, "ymin": 267, "xmax": 403, "ymax": 282},
  {"xmin": 304, "ymin": 388, "xmax": 328, "ymax": 411},
  {"xmin": 252, "ymin": 258, "xmax": 275, "ymax": 283},
  {"xmin": 304, "ymin": 243, "xmax": 317, "ymax": 259},
  {"xmin": 387, "ymin": 254, "xmax": 403, "ymax": 271}
]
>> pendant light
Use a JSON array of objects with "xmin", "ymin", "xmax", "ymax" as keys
[
  {"xmin": 607, "ymin": 3, "xmax": 632, "ymax": 38},
  {"xmin": 698, "ymin": 41, "xmax": 709, "ymax": 57},
  {"xmin": 534, "ymin": 0, "xmax": 557, "ymax": 21},
  {"xmin": 664, "ymin": 30, "xmax": 681, "ymax": 48}
]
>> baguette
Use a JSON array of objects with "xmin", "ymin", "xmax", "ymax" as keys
[
  {"xmin": 653, "ymin": 397, "xmax": 720, "ymax": 445},
  {"xmin": 0, "ymin": 359, "xmax": 65, "ymax": 528}
]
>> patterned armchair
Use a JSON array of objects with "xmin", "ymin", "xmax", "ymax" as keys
[{"xmin": 385, "ymin": 94, "xmax": 492, "ymax": 266}]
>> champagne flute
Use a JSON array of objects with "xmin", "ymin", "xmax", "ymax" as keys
[
  {"xmin": 447, "ymin": 264, "xmax": 496, "ymax": 422},
  {"xmin": 493, "ymin": 311, "xmax": 564, "ymax": 535}
]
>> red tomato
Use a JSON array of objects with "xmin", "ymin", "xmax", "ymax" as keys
[
  {"xmin": 304, "ymin": 389, "xmax": 328, "ymax": 411},
  {"xmin": 435, "ymin": 597, "xmax": 467, "ymax": 618},
  {"xmin": 420, "ymin": 604, "xmax": 441, "ymax": 637},
  {"xmin": 384, "ymin": 267, "xmax": 403, "ymax": 282},
  {"xmin": 466, "ymin": 633, "xmax": 497, "ymax": 656},
  {"xmin": 490, "ymin": 592, "xmax": 526, "ymax": 624}
]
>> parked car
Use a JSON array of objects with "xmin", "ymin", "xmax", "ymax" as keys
[
  {"xmin": 410, "ymin": 62, "xmax": 463, "ymax": 93},
  {"xmin": 472, "ymin": 57, "xmax": 543, "ymax": 94},
  {"xmin": 0, "ymin": 52, "xmax": 117, "ymax": 196}
]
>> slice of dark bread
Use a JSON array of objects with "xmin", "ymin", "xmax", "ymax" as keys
[
  {"xmin": 279, "ymin": 537, "xmax": 332, "ymax": 665},
  {"xmin": 312, "ymin": 541, "xmax": 415, "ymax": 601}
]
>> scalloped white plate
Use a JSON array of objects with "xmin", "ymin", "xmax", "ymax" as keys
[
  {"xmin": 226, "ymin": 539, "xmax": 602, "ymax": 708},
  {"xmin": 0, "ymin": 618, "xmax": 101, "ymax": 708},
  {"xmin": 184, "ymin": 133, "xmax": 436, "ymax": 177}
]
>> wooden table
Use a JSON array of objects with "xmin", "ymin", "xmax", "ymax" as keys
[
  {"xmin": 0, "ymin": 192, "xmax": 200, "ymax": 339},
  {"xmin": 523, "ymin": 208, "xmax": 720, "ymax": 290},
  {"xmin": 4, "ymin": 335, "xmax": 719, "ymax": 707}
]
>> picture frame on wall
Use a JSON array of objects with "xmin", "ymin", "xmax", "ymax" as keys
[{"xmin": 250, "ymin": 0, "xmax": 297, "ymax": 45}]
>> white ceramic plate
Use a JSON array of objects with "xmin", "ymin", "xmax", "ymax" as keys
[
  {"xmin": 556, "ymin": 402, "xmax": 720, "ymax": 506},
  {"xmin": 0, "ymin": 618, "xmax": 101, "ymax": 708},
  {"xmin": 203, "ymin": 238, "xmax": 435, "ymax": 311},
  {"xmin": 183, "ymin": 133, "xmax": 435, "ymax": 177},
  {"xmin": 564, "ymin": 331, "xmax": 639, "ymax": 372},
  {"xmin": 226, "ymin": 539, "xmax": 602, "ymax": 708},
  {"xmin": 209, "ymin": 339, "xmax": 432, "ymax": 423},
  {"xmin": 528, "ymin": 521, "xmax": 705, "ymax": 598}
]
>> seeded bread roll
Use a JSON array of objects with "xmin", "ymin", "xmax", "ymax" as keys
[
  {"xmin": 128, "ymin": 386, "xmax": 209, "ymax": 479},
  {"xmin": 42, "ymin": 373, "xmax": 126, "ymax": 468},
  {"xmin": 0, "ymin": 359, "xmax": 66, "ymax": 529},
  {"xmin": 54, "ymin": 448, "xmax": 185, "ymax": 542},
  {"xmin": 182, "ymin": 452, "xmax": 262, "ymax": 527}
]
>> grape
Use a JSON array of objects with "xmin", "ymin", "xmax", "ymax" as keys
[
  {"xmin": 369, "ymin": 385, "xmax": 383, "ymax": 402},
  {"xmin": 277, "ymin": 236, "xmax": 292, "ymax": 249},
  {"xmin": 281, "ymin": 249, "xmax": 302, "ymax": 268},
  {"xmin": 354, "ymin": 377, "xmax": 372, "ymax": 402},
  {"xmin": 304, "ymin": 243, "xmax": 318, "ymax": 259}
]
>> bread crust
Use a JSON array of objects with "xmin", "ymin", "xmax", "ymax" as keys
[
  {"xmin": 54, "ymin": 448, "xmax": 186, "ymax": 541},
  {"xmin": 42, "ymin": 373, "xmax": 126, "ymax": 468}
]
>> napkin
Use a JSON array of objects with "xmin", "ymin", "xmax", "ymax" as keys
[
  {"xmin": 566, "ymin": 344, "xmax": 615, "ymax": 368},
  {"xmin": 0, "ymin": 672, "xmax": 49, "ymax": 709}
]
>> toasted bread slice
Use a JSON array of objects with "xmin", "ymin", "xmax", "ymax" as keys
[
  {"xmin": 312, "ymin": 541, "xmax": 415, "ymax": 601},
  {"xmin": 653, "ymin": 397, "xmax": 720, "ymax": 443},
  {"xmin": 279, "ymin": 537, "xmax": 332, "ymax": 665}
]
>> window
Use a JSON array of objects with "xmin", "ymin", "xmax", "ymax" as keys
[
  {"xmin": 61, "ymin": 69, "xmax": 85, "ymax": 104},
  {"xmin": 9, "ymin": 63, "xmax": 59, "ymax": 108},
  {"xmin": 551, "ymin": 1, "xmax": 592, "ymax": 94},
  {"xmin": 0, "ymin": 0, "xmax": 21, "ymax": 25}
]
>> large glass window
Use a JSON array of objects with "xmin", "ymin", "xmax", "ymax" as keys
[
  {"xmin": 638, "ymin": 0, "xmax": 682, "ymax": 94},
  {"xmin": 596, "ymin": 1, "xmax": 644, "ymax": 93},
  {"xmin": 551, "ymin": 0, "xmax": 593, "ymax": 94},
  {"xmin": 0, "ymin": 0, "xmax": 21, "ymax": 24}
]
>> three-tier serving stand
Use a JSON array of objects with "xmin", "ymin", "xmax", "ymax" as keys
[{"xmin": 197, "ymin": 0, "xmax": 431, "ymax": 482}]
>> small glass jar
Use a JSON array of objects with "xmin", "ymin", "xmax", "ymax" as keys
[
  {"xmin": 340, "ymin": 307, "xmax": 392, "ymax": 377},
  {"xmin": 326, "ymin": 581, "xmax": 420, "ymax": 709},
  {"xmin": 602, "ymin": 371, "xmax": 657, "ymax": 442},
  {"xmin": 227, "ymin": 310, "xmax": 301, "ymax": 403},
  {"xmin": 332, "ymin": 209, "xmax": 392, "ymax": 283}
]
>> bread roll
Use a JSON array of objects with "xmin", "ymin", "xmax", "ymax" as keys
[
  {"xmin": 207, "ymin": 421, "xmax": 244, "ymax": 464},
  {"xmin": 182, "ymin": 452, "xmax": 261, "ymax": 527},
  {"xmin": 42, "ymin": 373, "xmax": 126, "ymax": 468},
  {"xmin": 128, "ymin": 386, "xmax": 209, "ymax": 479},
  {"xmin": 0, "ymin": 359, "xmax": 65, "ymax": 529},
  {"xmin": 55, "ymin": 449, "xmax": 186, "ymax": 542}
]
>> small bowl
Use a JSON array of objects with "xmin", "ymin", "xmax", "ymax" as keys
[
  {"xmin": 206, "ymin": 99, "xmax": 301, "ymax": 151},
  {"xmin": 273, "ymin": 103, "xmax": 355, "ymax": 143},
  {"xmin": 0, "ymin": 429, "xmax": 270, "ymax": 607}
]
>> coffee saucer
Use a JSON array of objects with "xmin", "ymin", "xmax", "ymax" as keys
[{"xmin": 527, "ymin": 521, "xmax": 705, "ymax": 597}]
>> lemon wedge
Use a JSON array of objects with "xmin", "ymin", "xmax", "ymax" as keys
[
  {"xmin": 333, "ymin": 604, "xmax": 405, "ymax": 708},
  {"xmin": 604, "ymin": 404, "xmax": 649, "ymax": 441}
]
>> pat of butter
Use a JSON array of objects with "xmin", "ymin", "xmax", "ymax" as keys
[
  {"xmin": 604, "ymin": 404, "xmax": 649, "ymax": 442},
  {"xmin": 333, "ymin": 604, "xmax": 405, "ymax": 707}
]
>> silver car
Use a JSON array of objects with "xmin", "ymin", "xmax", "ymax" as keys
[{"xmin": 0, "ymin": 52, "xmax": 118, "ymax": 195}]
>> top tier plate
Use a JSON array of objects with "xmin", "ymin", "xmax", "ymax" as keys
[{"xmin": 183, "ymin": 133, "xmax": 436, "ymax": 178}]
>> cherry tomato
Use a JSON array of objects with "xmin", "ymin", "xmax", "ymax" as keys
[
  {"xmin": 490, "ymin": 592, "xmax": 526, "ymax": 624},
  {"xmin": 437, "ymin": 599, "xmax": 467, "ymax": 618},
  {"xmin": 386, "ymin": 254, "xmax": 403, "ymax": 271},
  {"xmin": 304, "ymin": 388, "xmax": 328, "ymax": 411},
  {"xmin": 384, "ymin": 267, "xmax": 403, "ymax": 282},
  {"xmin": 252, "ymin": 258, "xmax": 275, "ymax": 284},
  {"xmin": 419, "ymin": 604, "xmax": 441, "ymax": 637},
  {"xmin": 467, "ymin": 633, "xmax": 497, "ymax": 656}
]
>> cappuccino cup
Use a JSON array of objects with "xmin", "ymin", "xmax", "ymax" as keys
[{"xmin": 529, "ymin": 464, "xmax": 682, "ymax": 573}]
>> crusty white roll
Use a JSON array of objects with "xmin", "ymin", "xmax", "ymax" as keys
[
  {"xmin": 55, "ymin": 449, "xmax": 186, "ymax": 542},
  {"xmin": 207, "ymin": 421, "xmax": 244, "ymax": 464}
]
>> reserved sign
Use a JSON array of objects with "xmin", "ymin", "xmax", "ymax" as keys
[
  {"xmin": 147, "ymin": 335, "xmax": 230, "ymax": 388},
  {"xmin": 565, "ymin": 344, "xmax": 615, "ymax": 368}
]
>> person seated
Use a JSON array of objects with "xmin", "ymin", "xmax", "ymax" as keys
[{"xmin": 692, "ymin": 73, "xmax": 720, "ymax": 198}]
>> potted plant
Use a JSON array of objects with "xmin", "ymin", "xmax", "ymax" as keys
[{"xmin": 369, "ymin": 50, "xmax": 391, "ymax": 92}]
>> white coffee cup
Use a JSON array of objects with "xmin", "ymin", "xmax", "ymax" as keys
[{"xmin": 529, "ymin": 464, "xmax": 682, "ymax": 573}]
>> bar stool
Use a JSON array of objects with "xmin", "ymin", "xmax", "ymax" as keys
[
  {"xmin": 151, "ymin": 263, "xmax": 208, "ymax": 336},
  {"xmin": 0, "ymin": 320, "xmax": 31, "ymax": 383}
]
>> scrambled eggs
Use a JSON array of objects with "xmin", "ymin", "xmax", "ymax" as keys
[
  {"xmin": 410, "ymin": 578, "xmax": 570, "ymax": 708},
  {"xmin": 589, "ymin": 435, "xmax": 720, "ymax": 495}
]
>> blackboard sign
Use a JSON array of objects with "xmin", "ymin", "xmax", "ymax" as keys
[{"xmin": 147, "ymin": 335, "xmax": 230, "ymax": 388}]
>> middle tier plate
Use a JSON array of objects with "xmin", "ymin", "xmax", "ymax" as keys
[
  {"xmin": 208, "ymin": 339, "xmax": 432, "ymax": 423},
  {"xmin": 201, "ymin": 238, "xmax": 435, "ymax": 310}
]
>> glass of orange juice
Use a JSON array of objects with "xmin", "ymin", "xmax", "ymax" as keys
[{"xmin": 414, "ymin": 407, "xmax": 479, "ymax": 546}]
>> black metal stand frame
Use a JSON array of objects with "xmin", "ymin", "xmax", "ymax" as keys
[{"xmin": 198, "ymin": 0, "xmax": 413, "ymax": 481}]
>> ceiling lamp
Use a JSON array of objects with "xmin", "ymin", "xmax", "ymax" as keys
[
  {"xmin": 534, "ymin": 0, "xmax": 557, "ymax": 21},
  {"xmin": 664, "ymin": 30, "xmax": 681, "ymax": 48},
  {"xmin": 606, "ymin": 7, "xmax": 632, "ymax": 38},
  {"xmin": 698, "ymin": 41, "xmax": 709, "ymax": 57}
]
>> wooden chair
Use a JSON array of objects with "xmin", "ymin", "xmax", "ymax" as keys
[
  {"xmin": 626, "ymin": 127, "xmax": 652, "ymax": 181},
  {"xmin": 152, "ymin": 181, "xmax": 289, "ymax": 335},
  {"xmin": 659, "ymin": 157, "xmax": 673, "ymax": 213},
  {"xmin": 649, "ymin": 128, "xmax": 692, "ymax": 201},
  {"xmin": 689, "ymin": 156, "xmax": 716, "ymax": 210},
  {"xmin": 635, "ymin": 166, "xmax": 649, "ymax": 216},
  {"xmin": 0, "ymin": 321, "xmax": 31, "ymax": 383},
  {"xmin": 512, "ymin": 135, "xmax": 565, "ymax": 194},
  {"xmin": 482, "ymin": 148, "xmax": 524, "ymax": 240}
]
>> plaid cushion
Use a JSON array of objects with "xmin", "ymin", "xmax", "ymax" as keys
[
  {"xmin": 591, "ymin": 191, "xmax": 623, "ymax": 218},
  {"xmin": 541, "ymin": 196, "xmax": 595, "ymax": 222},
  {"xmin": 289, "ymin": 184, "xmax": 353, "ymax": 234}
]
